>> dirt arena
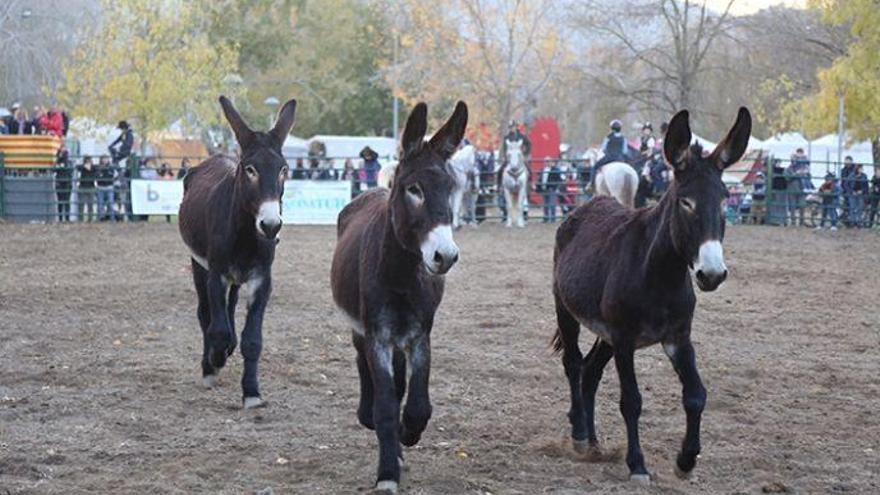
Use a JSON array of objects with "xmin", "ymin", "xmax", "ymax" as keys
[{"xmin": 1, "ymin": 221, "xmax": 878, "ymax": 494}]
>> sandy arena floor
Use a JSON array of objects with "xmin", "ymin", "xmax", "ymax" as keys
[{"xmin": 0, "ymin": 222, "xmax": 878, "ymax": 494}]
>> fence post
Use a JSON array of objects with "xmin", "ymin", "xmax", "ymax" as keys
[{"xmin": 0, "ymin": 152, "xmax": 5, "ymax": 219}]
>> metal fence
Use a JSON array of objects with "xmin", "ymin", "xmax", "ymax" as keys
[{"xmin": 1, "ymin": 152, "xmax": 878, "ymax": 229}]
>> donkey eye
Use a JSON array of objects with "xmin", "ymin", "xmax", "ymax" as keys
[
  {"xmin": 679, "ymin": 197, "xmax": 696, "ymax": 213},
  {"xmin": 407, "ymin": 184, "xmax": 423, "ymax": 199},
  {"xmin": 245, "ymin": 165, "xmax": 258, "ymax": 178}
]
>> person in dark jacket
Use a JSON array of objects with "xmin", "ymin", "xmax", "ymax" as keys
[
  {"xmin": 291, "ymin": 158, "xmax": 307, "ymax": 180},
  {"xmin": 849, "ymin": 164, "xmax": 869, "ymax": 227},
  {"xmin": 96, "ymin": 156, "xmax": 117, "ymax": 221},
  {"xmin": 176, "ymin": 158, "xmax": 191, "ymax": 180},
  {"xmin": 869, "ymin": 166, "xmax": 880, "ymax": 228},
  {"xmin": 539, "ymin": 159, "xmax": 561, "ymax": 223},
  {"xmin": 501, "ymin": 120, "xmax": 531, "ymax": 156},
  {"xmin": 816, "ymin": 172, "xmax": 841, "ymax": 231},
  {"xmin": 360, "ymin": 146, "xmax": 381, "ymax": 188},
  {"xmin": 7, "ymin": 105, "xmax": 32, "ymax": 135},
  {"xmin": 77, "ymin": 156, "xmax": 97, "ymax": 222},
  {"xmin": 109, "ymin": 121, "xmax": 134, "ymax": 165},
  {"xmin": 840, "ymin": 156, "xmax": 856, "ymax": 226},
  {"xmin": 593, "ymin": 119, "xmax": 629, "ymax": 180},
  {"xmin": 54, "ymin": 143, "xmax": 73, "ymax": 222}
]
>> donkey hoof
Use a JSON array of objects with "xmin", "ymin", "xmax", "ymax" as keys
[
  {"xmin": 674, "ymin": 463, "xmax": 692, "ymax": 480},
  {"xmin": 572, "ymin": 439, "xmax": 600, "ymax": 455},
  {"xmin": 373, "ymin": 480, "xmax": 398, "ymax": 494},
  {"xmin": 243, "ymin": 397, "xmax": 266, "ymax": 409},
  {"xmin": 630, "ymin": 473, "xmax": 652, "ymax": 485},
  {"xmin": 201, "ymin": 374, "xmax": 218, "ymax": 389}
]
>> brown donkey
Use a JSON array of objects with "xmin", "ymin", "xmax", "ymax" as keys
[
  {"xmin": 552, "ymin": 108, "xmax": 751, "ymax": 483},
  {"xmin": 331, "ymin": 101, "xmax": 467, "ymax": 493},
  {"xmin": 179, "ymin": 95, "xmax": 296, "ymax": 409}
]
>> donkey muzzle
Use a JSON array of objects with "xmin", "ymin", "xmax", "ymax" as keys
[
  {"xmin": 421, "ymin": 224, "xmax": 459, "ymax": 275},
  {"xmin": 256, "ymin": 200, "xmax": 282, "ymax": 240},
  {"xmin": 693, "ymin": 240, "xmax": 727, "ymax": 292}
]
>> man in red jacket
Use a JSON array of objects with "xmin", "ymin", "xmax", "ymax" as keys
[{"xmin": 40, "ymin": 106, "xmax": 64, "ymax": 137}]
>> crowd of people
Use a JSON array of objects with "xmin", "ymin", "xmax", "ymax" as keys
[{"xmin": 0, "ymin": 103, "xmax": 71, "ymax": 137}]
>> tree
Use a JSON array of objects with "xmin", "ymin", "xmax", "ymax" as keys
[
  {"xmin": 787, "ymin": 0, "xmax": 880, "ymax": 162},
  {"xmin": 58, "ymin": 0, "xmax": 239, "ymax": 150},
  {"xmin": 385, "ymin": 0, "xmax": 566, "ymax": 139},
  {"xmin": 572, "ymin": 0, "xmax": 737, "ymax": 119}
]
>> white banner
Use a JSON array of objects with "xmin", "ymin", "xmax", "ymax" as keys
[
  {"xmin": 130, "ymin": 179, "xmax": 352, "ymax": 224},
  {"xmin": 131, "ymin": 179, "xmax": 184, "ymax": 215},
  {"xmin": 281, "ymin": 180, "xmax": 351, "ymax": 225}
]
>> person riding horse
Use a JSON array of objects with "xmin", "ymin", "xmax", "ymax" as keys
[
  {"xmin": 592, "ymin": 119, "xmax": 629, "ymax": 182},
  {"xmin": 498, "ymin": 120, "xmax": 531, "ymax": 221}
]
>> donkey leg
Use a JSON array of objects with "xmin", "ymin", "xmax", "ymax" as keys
[
  {"xmin": 401, "ymin": 334, "xmax": 431, "ymax": 447},
  {"xmin": 354, "ymin": 334, "xmax": 375, "ymax": 430},
  {"xmin": 226, "ymin": 284, "xmax": 239, "ymax": 358},
  {"xmin": 554, "ymin": 298, "xmax": 587, "ymax": 451},
  {"xmin": 192, "ymin": 260, "xmax": 216, "ymax": 388},
  {"xmin": 613, "ymin": 345, "xmax": 650, "ymax": 482},
  {"xmin": 367, "ymin": 338, "xmax": 402, "ymax": 492},
  {"xmin": 664, "ymin": 340, "xmax": 706, "ymax": 479},
  {"xmin": 240, "ymin": 276, "xmax": 271, "ymax": 409},
  {"xmin": 581, "ymin": 338, "xmax": 614, "ymax": 450},
  {"xmin": 205, "ymin": 270, "xmax": 232, "ymax": 370}
]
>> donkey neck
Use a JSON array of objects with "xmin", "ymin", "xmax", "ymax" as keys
[
  {"xmin": 643, "ymin": 192, "xmax": 689, "ymax": 286},
  {"xmin": 378, "ymin": 208, "xmax": 422, "ymax": 290}
]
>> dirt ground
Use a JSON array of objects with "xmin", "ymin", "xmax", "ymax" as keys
[{"xmin": 1, "ymin": 221, "xmax": 878, "ymax": 494}]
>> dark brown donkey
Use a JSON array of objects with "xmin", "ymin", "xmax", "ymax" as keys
[
  {"xmin": 552, "ymin": 107, "xmax": 751, "ymax": 483},
  {"xmin": 331, "ymin": 101, "xmax": 467, "ymax": 493},
  {"xmin": 179, "ymin": 95, "xmax": 297, "ymax": 409}
]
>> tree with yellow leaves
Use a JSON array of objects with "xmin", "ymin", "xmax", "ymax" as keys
[
  {"xmin": 58, "ymin": 0, "xmax": 239, "ymax": 151},
  {"xmin": 790, "ymin": 0, "xmax": 880, "ymax": 162}
]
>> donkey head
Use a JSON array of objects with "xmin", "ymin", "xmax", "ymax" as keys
[
  {"xmin": 663, "ymin": 107, "xmax": 751, "ymax": 292},
  {"xmin": 219, "ymin": 95, "xmax": 297, "ymax": 240},
  {"xmin": 390, "ymin": 101, "xmax": 468, "ymax": 275}
]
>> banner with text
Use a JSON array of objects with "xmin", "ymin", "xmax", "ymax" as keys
[
  {"xmin": 281, "ymin": 180, "xmax": 351, "ymax": 225},
  {"xmin": 131, "ymin": 179, "xmax": 184, "ymax": 215}
]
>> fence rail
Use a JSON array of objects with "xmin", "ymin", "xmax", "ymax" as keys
[{"xmin": 0, "ymin": 152, "xmax": 877, "ymax": 229}]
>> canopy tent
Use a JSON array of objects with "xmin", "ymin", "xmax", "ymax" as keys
[
  {"xmin": 282, "ymin": 135, "xmax": 309, "ymax": 160},
  {"xmin": 308, "ymin": 135, "xmax": 397, "ymax": 159}
]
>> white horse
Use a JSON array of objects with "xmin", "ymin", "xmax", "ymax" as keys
[
  {"xmin": 502, "ymin": 139, "xmax": 528, "ymax": 227},
  {"xmin": 377, "ymin": 160, "xmax": 398, "ymax": 189},
  {"xmin": 584, "ymin": 148, "xmax": 639, "ymax": 209},
  {"xmin": 448, "ymin": 143, "xmax": 479, "ymax": 228}
]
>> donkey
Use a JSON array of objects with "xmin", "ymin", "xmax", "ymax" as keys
[
  {"xmin": 552, "ymin": 107, "xmax": 751, "ymax": 483},
  {"xmin": 330, "ymin": 101, "xmax": 467, "ymax": 494},
  {"xmin": 179, "ymin": 95, "xmax": 297, "ymax": 409},
  {"xmin": 501, "ymin": 139, "xmax": 528, "ymax": 227}
]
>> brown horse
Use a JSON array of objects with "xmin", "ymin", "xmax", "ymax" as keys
[
  {"xmin": 330, "ymin": 101, "xmax": 467, "ymax": 493},
  {"xmin": 552, "ymin": 107, "xmax": 751, "ymax": 483},
  {"xmin": 179, "ymin": 95, "xmax": 297, "ymax": 409}
]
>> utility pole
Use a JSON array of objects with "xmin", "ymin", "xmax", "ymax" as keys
[{"xmin": 837, "ymin": 94, "xmax": 845, "ymax": 168}]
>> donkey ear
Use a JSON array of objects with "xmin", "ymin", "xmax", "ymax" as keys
[
  {"xmin": 219, "ymin": 95, "xmax": 254, "ymax": 148},
  {"xmin": 269, "ymin": 98, "xmax": 297, "ymax": 148},
  {"xmin": 401, "ymin": 102, "xmax": 428, "ymax": 159},
  {"xmin": 429, "ymin": 101, "xmax": 469, "ymax": 160},
  {"xmin": 663, "ymin": 110, "xmax": 692, "ymax": 171},
  {"xmin": 710, "ymin": 107, "xmax": 752, "ymax": 170}
]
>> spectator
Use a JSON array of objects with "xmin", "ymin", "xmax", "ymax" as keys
[
  {"xmin": 40, "ymin": 106, "xmax": 64, "ymax": 137},
  {"xmin": 850, "ymin": 164, "xmax": 869, "ymax": 228},
  {"xmin": 750, "ymin": 171, "xmax": 767, "ymax": 225},
  {"xmin": 177, "ymin": 158, "xmax": 191, "ymax": 179},
  {"xmin": 639, "ymin": 122, "xmax": 655, "ymax": 160},
  {"xmin": 109, "ymin": 121, "xmax": 134, "ymax": 165},
  {"xmin": 54, "ymin": 142, "xmax": 73, "ymax": 222},
  {"xmin": 139, "ymin": 158, "xmax": 159, "ymax": 179},
  {"xmin": 648, "ymin": 150, "xmax": 670, "ymax": 197},
  {"xmin": 115, "ymin": 161, "xmax": 132, "ymax": 222},
  {"xmin": 31, "ymin": 106, "xmax": 45, "ymax": 134},
  {"xmin": 539, "ymin": 158, "xmax": 561, "ymax": 223},
  {"xmin": 291, "ymin": 158, "xmax": 307, "ymax": 180},
  {"xmin": 1, "ymin": 102, "xmax": 15, "ymax": 131},
  {"xmin": 77, "ymin": 156, "xmax": 97, "ymax": 222},
  {"xmin": 769, "ymin": 159, "xmax": 788, "ymax": 225},
  {"xmin": 61, "ymin": 108, "xmax": 70, "ymax": 137},
  {"xmin": 816, "ymin": 172, "xmax": 840, "ymax": 231},
  {"xmin": 157, "ymin": 162, "xmax": 175, "ymax": 179},
  {"xmin": 360, "ymin": 146, "xmax": 381, "ymax": 188},
  {"xmin": 340, "ymin": 158, "xmax": 360, "ymax": 197},
  {"xmin": 785, "ymin": 148, "xmax": 812, "ymax": 226},
  {"xmin": 840, "ymin": 156, "xmax": 856, "ymax": 226},
  {"xmin": 7, "ymin": 105, "xmax": 31, "ymax": 135},
  {"xmin": 869, "ymin": 166, "xmax": 880, "ymax": 228},
  {"xmin": 96, "ymin": 156, "xmax": 117, "ymax": 221}
]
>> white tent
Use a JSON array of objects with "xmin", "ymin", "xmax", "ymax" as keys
[
  {"xmin": 282, "ymin": 135, "xmax": 309, "ymax": 160},
  {"xmin": 309, "ymin": 135, "xmax": 397, "ymax": 159}
]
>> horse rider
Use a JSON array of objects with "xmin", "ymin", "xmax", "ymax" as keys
[
  {"xmin": 592, "ymin": 119, "xmax": 629, "ymax": 183},
  {"xmin": 498, "ymin": 120, "xmax": 531, "ymax": 222},
  {"xmin": 639, "ymin": 122, "xmax": 656, "ymax": 160}
]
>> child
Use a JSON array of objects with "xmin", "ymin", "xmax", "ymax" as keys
[{"xmin": 817, "ymin": 172, "xmax": 840, "ymax": 231}]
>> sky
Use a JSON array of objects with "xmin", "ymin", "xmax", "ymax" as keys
[{"xmin": 704, "ymin": 0, "xmax": 807, "ymax": 15}]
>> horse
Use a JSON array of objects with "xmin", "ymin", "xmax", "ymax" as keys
[
  {"xmin": 448, "ymin": 142, "xmax": 479, "ymax": 228},
  {"xmin": 377, "ymin": 160, "xmax": 398, "ymax": 189},
  {"xmin": 583, "ymin": 148, "xmax": 639, "ymax": 208},
  {"xmin": 551, "ymin": 107, "xmax": 751, "ymax": 483},
  {"xmin": 178, "ymin": 95, "xmax": 297, "ymax": 409},
  {"xmin": 501, "ymin": 139, "xmax": 528, "ymax": 227},
  {"xmin": 330, "ymin": 101, "xmax": 468, "ymax": 494}
]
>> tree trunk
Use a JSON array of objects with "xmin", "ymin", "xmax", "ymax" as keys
[{"xmin": 872, "ymin": 137, "xmax": 880, "ymax": 165}]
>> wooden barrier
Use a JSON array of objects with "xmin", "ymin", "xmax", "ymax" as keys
[{"xmin": 0, "ymin": 135, "xmax": 61, "ymax": 168}]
